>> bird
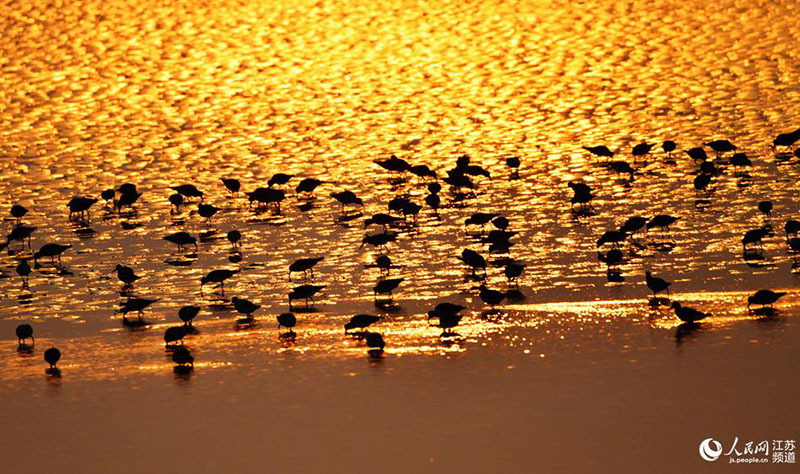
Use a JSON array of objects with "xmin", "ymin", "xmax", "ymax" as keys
[
  {"xmin": 374, "ymin": 155, "xmax": 410, "ymax": 174},
  {"xmin": 568, "ymin": 182, "xmax": 593, "ymax": 211},
  {"xmin": 506, "ymin": 156, "xmax": 521, "ymax": 175},
  {"xmin": 16, "ymin": 258, "xmax": 31, "ymax": 285},
  {"xmin": 331, "ymin": 191, "xmax": 364, "ymax": 212},
  {"xmin": 583, "ymin": 145, "xmax": 614, "ymax": 159},
  {"xmin": 747, "ymin": 289, "xmax": 786, "ymax": 310},
  {"xmin": 609, "ymin": 161, "xmax": 635, "ymax": 180},
  {"xmin": 277, "ymin": 312, "xmax": 297, "ymax": 333},
  {"xmin": 288, "ymin": 285, "xmax": 325, "ymax": 309},
  {"xmin": 114, "ymin": 188, "xmax": 142, "ymax": 213},
  {"xmin": 598, "ymin": 248, "xmax": 623, "ymax": 267},
  {"xmin": 646, "ymin": 215, "xmax": 679, "ymax": 234},
  {"xmin": 295, "ymin": 178, "xmax": 323, "ymax": 196},
  {"xmin": 784, "ymin": 220, "xmax": 800, "ymax": 241},
  {"xmin": 168, "ymin": 193, "xmax": 184, "ymax": 213},
  {"xmin": 645, "ymin": 271, "xmax": 671, "ymax": 298},
  {"xmin": 375, "ymin": 255, "xmax": 392, "ymax": 275},
  {"xmin": 465, "ymin": 212, "xmax": 499, "ymax": 230},
  {"xmin": 373, "ymin": 278, "xmax": 403, "ymax": 302},
  {"xmin": 597, "ymin": 230, "xmax": 626, "ymax": 248},
  {"xmin": 197, "ymin": 203, "xmax": 218, "ymax": 223},
  {"xmin": 33, "ymin": 243, "xmax": 71, "ymax": 265},
  {"xmin": 772, "ymin": 128, "xmax": 800, "ymax": 150},
  {"xmin": 289, "ymin": 256, "xmax": 324, "ymax": 281},
  {"xmin": 201, "ymin": 269, "xmax": 240, "ymax": 293},
  {"xmin": 704, "ymin": 140, "xmax": 737, "ymax": 156},
  {"xmin": 730, "ymin": 152, "xmax": 752, "ymax": 170},
  {"xmin": 360, "ymin": 232, "xmax": 398, "ymax": 252},
  {"xmin": 632, "ymin": 143, "xmax": 654, "ymax": 159},
  {"xmin": 478, "ymin": 285, "xmax": 505, "ymax": 308},
  {"xmin": 100, "ymin": 189, "xmax": 115, "ymax": 204},
  {"xmin": 246, "ymin": 187, "xmax": 285, "ymax": 211},
  {"xmin": 457, "ymin": 249, "xmax": 487, "ymax": 276},
  {"xmin": 221, "ymin": 178, "xmax": 241, "ymax": 195},
  {"xmin": 171, "ymin": 184, "xmax": 204, "ymax": 201},
  {"xmin": 164, "ymin": 232, "xmax": 198, "ymax": 251},
  {"xmin": 268, "ymin": 173, "xmax": 294, "ymax": 188},
  {"xmin": 693, "ymin": 173, "xmax": 712, "ymax": 191},
  {"xmin": 409, "ymin": 164, "xmax": 437, "ymax": 180},
  {"xmin": 172, "ymin": 347, "xmax": 194, "ymax": 367},
  {"xmin": 443, "ymin": 170, "xmax": 475, "ymax": 190},
  {"xmin": 492, "ymin": 216, "xmax": 510, "ymax": 231},
  {"xmin": 232, "ymin": 297, "xmax": 260, "ymax": 317},
  {"xmin": 44, "ymin": 347, "xmax": 61, "ymax": 369},
  {"xmin": 671, "ymin": 302, "xmax": 710, "ymax": 323},
  {"xmin": 429, "ymin": 311, "xmax": 464, "ymax": 336},
  {"xmin": 227, "ymin": 230, "xmax": 242, "ymax": 247},
  {"xmin": 164, "ymin": 326, "xmax": 187, "ymax": 347},
  {"xmin": 120, "ymin": 298, "xmax": 157, "ymax": 318},
  {"xmin": 10, "ymin": 204, "xmax": 28, "ymax": 222},
  {"xmin": 619, "ymin": 216, "xmax": 648, "ymax": 236},
  {"xmin": 365, "ymin": 332, "xmax": 385, "ymax": 352},
  {"xmin": 114, "ymin": 264, "xmax": 141, "ymax": 286},
  {"xmin": 685, "ymin": 147, "xmax": 708, "ymax": 162},
  {"xmin": 178, "ymin": 306, "xmax": 200, "ymax": 326},
  {"xmin": 503, "ymin": 260, "xmax": 525, "ymax": 283},
  {"xmin": 345, "ymin": 314, "xmax": 382, "ymax": 333},
  {"xmin": 364, "ymin": 213, "xmax": 403, "ymax": 230},
  {"xmin": 758, "ymin": 201, "xmax": 773, "ymax": 219},
  {"xmin": 742, "ymin": 228, "xmax": 768, "ymax": 251},
  {"xmin": 662, "ymin": 140, "xmax": 676, "ymax": 157},
  {"xmin": 16, "ymin": 323, "xmax": 34, "ymax": 347},
  {"xmin": 67, "ymin": 196, "xmax": 98, "ymax": 221},
  {"xmin": 6, "ymin": 226, "xmax": 35, "ymax": 248}
]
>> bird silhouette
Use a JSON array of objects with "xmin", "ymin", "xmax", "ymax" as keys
[
  {"xmin": 201, "ymin": 269, "xmax": 240, "ymax": 294},
  {"xmin": 172, "ymin": 347, "xmax": 194, "ymax": 367},
  {"xmin": 360, "ymin": 232, "xmax": 397, "ymax": 252},
  {"xmin": 120, "ymin": 297, "xmax": 158, "ymax": 318},
  {"xmin": 288, "ymin": 285, "xmax": 325, "ymax": 310},
  {"xmin": 671, "ymin": 302, "xmax": 710, "ymax": 323},
  {"xmin": 164, "ymin": 232, "xmax": 198, "ymax": 252},
  {"xmin": 457, "ymin": 249, "xmax": 487, "ymax": 277},
  {"xmin": 268, "ymin": 173, "xmax": 294, "ymax": 188},
  {"xmin": 44, "ymin": 347, "xmax": 61, "ymax": 369},
  {"xmin": 113, "ymin": 264, "xmax": 141, "ymax": 286},
  {"xmin": 289, "ymin": 256, "xmax": 324, "ymax": 281},
  {"xmin": 197, "ymin": 203, "xmax": 219, "ymax": 222},
  {"xmin": 295, "ymin": 178, "xmax": 323, "ymax": 196},
  {"xmin": 662, "ymin": 141, "xmax": 676, "ymax": 158},
  {"xmin": 277, "ymin": 312, "xmax": 297, "ymax": 333},
  {"xmin": 632, "ymin": 143, "xmax": 653, "ymax": 159},
  {"xmin": 171, "ymin": 184, "xmax": 204, "ymax": 201},
  {"xmin": 67, "ymin": 197, "xmax": 98, "ymax": 222},
  {"xmin": 10, "ymin": 204, "xmax": 28, "ymax": 223},
  {"xmin": 345, "ymin": 314, "xmax": 382, "ymax": 333},
  {"xmin": 178, "ymin": 306, "xmax": 200, "ymax": 326},
  {"xmin": 645, "ymin": 271, "xmax": 671, "ymax": 298},
  {"xmin": 373, "ymin": 278, "xmax": 403, "ymax": 302},
  {"xmin": 375, "ymin": 155, "xmax": 411, "ymax": 174},
  {"xmin": 478, "ymin": 285, "xmax": 505, "ymax": 308},
  {"xmin": 568, "ymin": 182, "xmax": 594, "ymax": 211},
  {"xmin": 227, "ymin": 230, "xmax": 242, "ymax": 247},
  {"xmin": 685, "ymin": 147, "xmax": 708, "ymax": 162},
  {"xmin": 16, "ymin": 323, "xmax": 34, "ymax": 347},
  {"xmin": 583, "ymin": 146, "xmax": 614, "ymax": 159},
  {"xmin": 33, "ymin": 243, "xmax": 71, "ymax": 266},
  {"xmin": 221, "ymin": 178, "xmax": 241, "ymax": 195},
  {"xmin": 164, "ymin": 326, "xmax": 187, "ymax": 347},
  {"xmin": 772, "ymin": 128, "xmax": 800, "ymax": 149},
  {"xmin": 747, "ymin": 289, "xmax": 785, "ymax": 311},
  {"xmin": 232, "ymin": 296, "xmax": 260, "ymax": 318}
]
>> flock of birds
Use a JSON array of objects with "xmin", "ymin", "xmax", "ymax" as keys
[{"xmin": 5, "ymin": 126, "xmax": 800, "ymax": 376}]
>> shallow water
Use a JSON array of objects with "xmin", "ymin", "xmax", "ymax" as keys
[{"xmin": 1, "ymin": 0, "xmax": 799, "ymax": 471}]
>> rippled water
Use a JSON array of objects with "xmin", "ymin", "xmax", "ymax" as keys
[{"xmin": 1, "ymin": 0, "xmax": 798, "ymax": 471}]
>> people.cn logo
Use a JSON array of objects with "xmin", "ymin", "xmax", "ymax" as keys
[{"xmin": 699, "ymin": 438, "xmax": 724, "ymax": 462}]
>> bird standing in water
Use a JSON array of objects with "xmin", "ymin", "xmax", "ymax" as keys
[{"xmin": 16, "ymin": 324, "xmax": 34, "ymax": 347}]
